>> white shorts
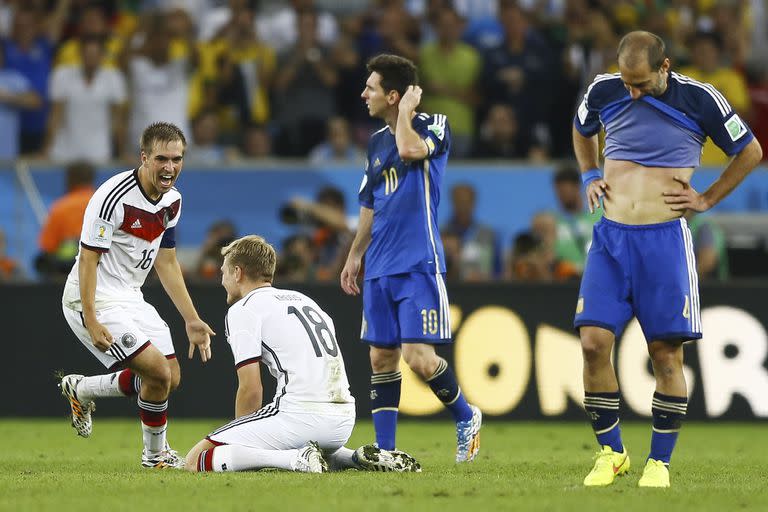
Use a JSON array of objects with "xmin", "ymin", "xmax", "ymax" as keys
[
  {"xmin": 62, "ymin": 301, "xmax": 175, "ymax": 370},
  {"xmin": 206, "ymin": 405, "xmax": 355, "ymax": 453}
]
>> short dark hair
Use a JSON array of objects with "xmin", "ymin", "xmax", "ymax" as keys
[
  {"xmin": 553, "ymin": 165, "xmax": 581, "ymax": 185},
  {"xmin": 66, "ymin": 161, "xmax": 95, "ymax": 190},
  {"xmin": 451, "ymin": 182, "xmax": 476, "ymax": 199},
  {"xmin": 140, "ymin": 122, "xmax": 187, "ymax": 155},
  {"xmin": 691, "ymin": 30, "xmax": 723, "ymax": 51},
  {"xmin": 617, "ymin": 31, "xmax": 666, "ymax": 70},
  {"xmin": 512, "ymin": 231, "xmax": 541, "ymax": 257},
  {"xmin": 366, "ymin": 54, "xmax": 418, "ymax": 97},
  {"xmin": 317, "ymin": 186, "xmax": 345, "ymax": 209},
  {"xmin": 80, "ymin": 33, "xmax": 107, "ymax": 48}
]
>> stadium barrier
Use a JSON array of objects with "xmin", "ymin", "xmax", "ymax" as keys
[
  {"xmin": 6, "ymin": 282, "xmax": 767, "ymax": 420},
  {"xmin": 3, "ymin": 164, "xmax": 768, "ymax": 277}
]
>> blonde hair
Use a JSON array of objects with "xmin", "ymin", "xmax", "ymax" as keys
[{"xmin": 221, "ymin": 235, "xmax": 276, "ymax": 282}]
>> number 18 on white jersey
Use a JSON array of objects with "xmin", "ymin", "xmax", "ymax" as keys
[{"xmin": 225, "ymin": 286, "xmax": 356, "ymax": 415}]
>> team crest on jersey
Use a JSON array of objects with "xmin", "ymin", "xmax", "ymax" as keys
[
  {"xmin": 724, "ymin": 115, "xmax": 747, "ymax": 141},
  {"xmin": 120, "ymin": 332, "xmax": 137, "ymax": 349}
]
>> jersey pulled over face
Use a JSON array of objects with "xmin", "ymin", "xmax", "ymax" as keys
[
  {"xmin": 359, "ymin": 112, "xmax": 451, "ymax": 279},
  {"xmin": 574, "ymin": 71, "xmax": 754, "ymax": 168},
  {"xmin": 225, "ymin": 286, "xmax": 355, "ymax": 414},
  {"xmin": 63, "ymin": 168, "xmax": 181, "ymax": 309}
]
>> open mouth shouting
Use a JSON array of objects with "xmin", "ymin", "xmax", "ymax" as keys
[{"xmin": 159, "ymin": 174, "xmax": 175, "ymax": 188}]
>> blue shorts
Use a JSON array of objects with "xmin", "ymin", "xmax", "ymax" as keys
[
  {"xmin": 362, "ymin": 272, "xmax": 452, "ymax": 347},
  {"xmin": 574, "ymin": 217, "xmax": 702, "ymax": 343}
]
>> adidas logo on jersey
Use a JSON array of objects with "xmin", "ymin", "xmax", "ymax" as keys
[{"xmin": 131, "ymin": 219, "xmax": 142, "ymax": 229}]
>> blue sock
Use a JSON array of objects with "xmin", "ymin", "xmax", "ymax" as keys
[
  {"xmin": 427, "ymin": 359, "xmax": 473, "ymax": 422},
  {"xmin": 370, "ymin": 371, "xmax": 401, "ymax": 450},
  {"xmin": 650, "ymin": 392, "xmax": 687, "ymax": 464},
  {"xmin": 584, "ymin": 391, "xmax": 624, "ymax": 453}
]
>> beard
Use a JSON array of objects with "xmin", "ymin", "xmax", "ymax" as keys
[{"xmin": 648, "ymin": 73, "xmax": 667, "ymax": 97}]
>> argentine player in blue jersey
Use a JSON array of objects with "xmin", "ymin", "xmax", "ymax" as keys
[
  {"xmin": 573, "ymin": 31, "xmax": 762, "ymax": 488},
  {"xmin": 340, "ymin": 54, "xmax": 481, "ymax": 462}
]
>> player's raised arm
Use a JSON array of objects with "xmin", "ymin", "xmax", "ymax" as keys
[
  {"xmin": 341, "ymin": 206, "xmax": 373, "ymax": 296},
  {"xmin": 78, "ymin": 247, "xmax": 113, "ymax": 351},
  {"xmin": 154, "ymin": 247, "xmax": 215, "ymax": 362},
  {"xmin": 395, "ymin": 85, "xmax": 429, "ymax": 162}
]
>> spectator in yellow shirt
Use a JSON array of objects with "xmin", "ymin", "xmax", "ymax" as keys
[
  {"xmin": 678, "ymin": 31, "xmax": 750, "ymax": 165},
  {"xmin": 55, "ymin": 3, "xmax": 124, "ymax": 69},
  {"xmin": 189, "ymin": 4, "xmax": 276, "ymax": 137}
]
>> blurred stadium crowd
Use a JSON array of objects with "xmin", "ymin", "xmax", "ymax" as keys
[
  {"xmin": 1, "ymin": 0, "xmax": 767, "ymax": 163},
  {"xmin": 0, "ymin": 0, "xmax": 766, "ymax": 284}
]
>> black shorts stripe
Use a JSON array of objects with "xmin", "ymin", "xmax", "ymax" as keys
[
  {"xmin": 109, "ymin": 343, "xmax": 127, "ymax": 360},
  {"xmin": 208, "ymin": 407, "xmax": 278, "ymax": 437},
  {"xmin": 99, "ymin": 172, "xmax": 135, "ymax": 220}
]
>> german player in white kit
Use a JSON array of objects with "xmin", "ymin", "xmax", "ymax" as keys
[
  {"xmin": 184, "ymin": 235, "xmax": 420, "ymax": 473},
  {"xmin": 58, "ymin": 122, "xmax": 215, "ymax": 469}
]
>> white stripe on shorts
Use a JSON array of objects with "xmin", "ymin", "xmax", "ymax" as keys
[{"xmin": 679, "ymin": 218, "xmax": 701, "ymax": 333}]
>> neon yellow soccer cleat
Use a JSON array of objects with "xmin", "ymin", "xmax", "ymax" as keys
[
  {"xmin": 583, "ymin": 445, "xmax": 630, "ymax": 487},
  {"xmin": 638, "ymin": 458, "xmax": 670, "ymax": 488}
]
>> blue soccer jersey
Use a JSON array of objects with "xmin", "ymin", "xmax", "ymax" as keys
[
  {"xmin": 359, "ymin": 112, "xmax": 451, "ymax": 280},
  {"xmin": 574, "ymin": 71, "xmax": 754, "ymax": 167}
]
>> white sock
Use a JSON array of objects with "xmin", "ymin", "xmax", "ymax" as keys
[
  {"xmin": 209, "ymin": 445, "xmax": 297, "ymax": 472},
  {"xmin": 326, "ymin": 446, "xmax": 358, "ymax": 470},
  {"xmin": 141, "ymin": 422, "xmax": 167, "ymax": 454},
  {"xmin": 76, "ymin": 372, "xmax": 125, "ymax": 400},
  {"xmin": 138, "ymin": 397, "xmax": 168, "ymax": 454}
]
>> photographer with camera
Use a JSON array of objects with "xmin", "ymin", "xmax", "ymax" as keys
[
  {"xmin": 195, "ymin": 220, "xmax": 238, "ymax": 281},
  {"xmin": 272, "ymin": 8, "xmax": 339, "ymax": 156},
  {"xmin": 279, "ymin": 186, "xmax": 352, "ymax": 282}
]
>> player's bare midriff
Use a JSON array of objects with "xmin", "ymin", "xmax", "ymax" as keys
[{"xmin": 603, "ymin": 159, "xmax": 695, "ymax": 225}]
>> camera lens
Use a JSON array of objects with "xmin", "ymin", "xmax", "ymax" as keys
[{"xmin": 279, "ymin": 205, "xmax": 300, "ymax": 224}]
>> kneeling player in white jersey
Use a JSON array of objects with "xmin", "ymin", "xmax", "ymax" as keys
[
  {"xmin": 58, "ymin": 122, "xmax": 215, "ymax": 468},
  {"xmin": 185, "ymin": 235, "xmax": 420, "ymax": 473}
]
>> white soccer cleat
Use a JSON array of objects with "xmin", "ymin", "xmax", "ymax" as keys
[
  {"xmin": 352, "ymin": 444, "xmax": 422, "ymax": 472},
  {"xmin": 142, "ymin": 448, "xmax": 185, "ymax": 469},
  {"xmin": 456, "ymin": 404, "xmax": 482, "ymax": 463},
  {"xmin": 292, "ymin": 441, "xmax": 328, "ymax": 473},
  {"xmin": 58, "ymin": 374, "xmax": 96, "ymax": 438}
]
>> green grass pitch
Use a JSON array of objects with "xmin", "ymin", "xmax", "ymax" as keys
[{"xmin": 1, "ymin": 419, "xmax": 766, "ymax": 511}]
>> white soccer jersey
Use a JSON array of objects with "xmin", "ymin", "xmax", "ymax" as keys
[
  {"xmin": 63, "ymin": 168, "xmax": 182, "ymax": 310},
  {"xmin": 225, "ymin": 286, "xmax": 355, "ymax": 415}
]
